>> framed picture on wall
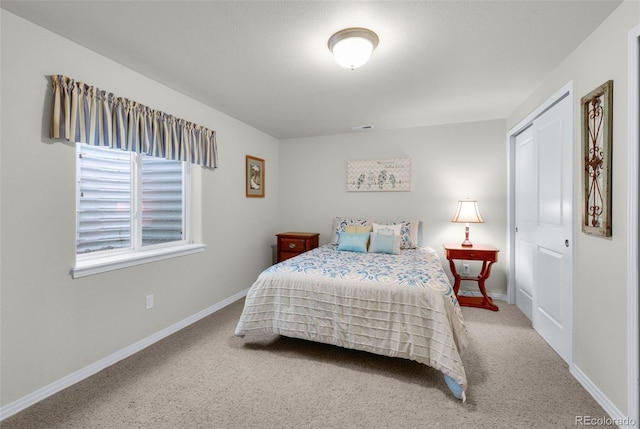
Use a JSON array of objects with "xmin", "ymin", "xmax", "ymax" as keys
[
  {"xmin": 581, "ymin": 80, "xmax": 613, "ymax": 237},
  {"xmin": 246, "ymin": 155, "xmax": 265, "ymax": 198},
  {"xmin": 346, "ymin": 158, "xmax": 411, "ymax": 192}
]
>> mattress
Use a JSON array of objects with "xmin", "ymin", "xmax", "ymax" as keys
[{"xmin": 234, "ymin": 243, "xmax": 468, "ymax": 399}]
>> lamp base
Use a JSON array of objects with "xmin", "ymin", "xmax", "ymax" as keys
[{"xmin": 461, "ymin": 225, "xmax": 473, "ymax": 247}]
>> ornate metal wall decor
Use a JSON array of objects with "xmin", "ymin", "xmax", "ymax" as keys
[
  {"xmin": 581, "ymin": 80, "xmax": 613, "ymax": 237},
  {"xmin": 346, "ymin": 158, "xmax": 411, "ymax": 192}
]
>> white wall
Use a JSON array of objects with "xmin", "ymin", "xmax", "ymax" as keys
[
  {"xmin": 0, "ymin": 11, "xmax": 280, "ymax": 407},
  {"xmin": 279, "ymin": 120, "xmax": 508, "ymax": 296},
  {"xmin": 507, "ymin": 1, "xmax": 639, "ymax": 415}
]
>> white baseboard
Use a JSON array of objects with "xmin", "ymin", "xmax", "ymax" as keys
[
  {"xmin": 571, "ymin": 364, "xmax": 637, "ymax": 428},
  {"xmin": 0, "ymin": 289, "xmax": 249, "ymax": 421}
]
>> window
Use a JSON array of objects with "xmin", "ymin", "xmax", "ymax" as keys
[{"xmin": 73, "ymin": 143, "xmax": 204, "ymax": 278}]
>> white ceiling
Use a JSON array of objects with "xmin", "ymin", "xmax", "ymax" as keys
[{"xmin": 1, "ymin": 0, "xmax": 622, "ymax": 139}]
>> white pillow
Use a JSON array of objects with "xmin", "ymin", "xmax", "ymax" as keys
[
  {"xmin": 372, "ymin": 223, "xmax": 403, "ymax": 236},
  {"xmin": 398, "ymin": 220, "xmax": 420, "ymax": 248}
]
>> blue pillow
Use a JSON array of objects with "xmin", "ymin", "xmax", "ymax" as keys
[
  {"xmin": 444, "ymin": 374, "xmax": 466, "ymax": 401},
  {"xmin": 368, "ymin": 232, "xmax": 401, "ymax": 255},
  {"xmin": 337, "ymin": 232, "xmax": 370, "ymax": 253}
]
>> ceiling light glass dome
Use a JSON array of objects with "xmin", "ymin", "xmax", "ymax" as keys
[{"xmin": 328, "ymin": 28, "xmax": 379, "ymax": 70}]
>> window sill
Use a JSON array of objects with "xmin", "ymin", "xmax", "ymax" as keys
[{"xmin": 71, "ymin": 243, "xmax": 206, "ymax": 279}]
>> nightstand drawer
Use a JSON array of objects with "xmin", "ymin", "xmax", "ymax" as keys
[
  {"xmin": 276, "ymin": 232, "xmax": 320, "ymax": 263},
  {"xmin": 444, "ymin": 244, "xmax": 499, "ymax": 263},
  {"xmin": 279, "ymin": 251, "xmax": 300, "ymax": 262},
  {"xmin": 280, "ymin": 238, "xmax": 307, "ymax": 252}
]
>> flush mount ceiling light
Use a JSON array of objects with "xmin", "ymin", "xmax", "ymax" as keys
[{"xmin": 328, "ymin": 27, "xmax": 379, "ymax": 70}]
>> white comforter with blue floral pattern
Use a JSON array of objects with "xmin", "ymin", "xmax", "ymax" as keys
[{"xmin": 235, "ymin": 244, "xmax": 468, "ymax": 398}]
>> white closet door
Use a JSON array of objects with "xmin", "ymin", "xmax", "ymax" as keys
[
  {"xmin": 515, "ymin": 95, "xmax": 573, "ymax": 364},
  {"xmin": 514, "ymin": 126, "xmax": 536, "ymax": 321}
]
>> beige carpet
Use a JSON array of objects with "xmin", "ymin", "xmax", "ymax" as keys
[{"xmin": 1, "ymin": 299, "xmax": 611, "ymax": 429}]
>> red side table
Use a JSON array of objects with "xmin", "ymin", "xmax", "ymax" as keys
[{"xmin": 443, "ymin": 243, "xmax": 499, "ymax": 311}]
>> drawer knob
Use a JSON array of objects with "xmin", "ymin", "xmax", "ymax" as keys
[{"xmin": 289, "ymin": 243, "xmax": 296, "ymax": 249}]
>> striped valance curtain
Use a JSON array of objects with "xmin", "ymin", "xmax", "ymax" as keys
[{"xmin": 50, "ymin": 75, "xmax": 218, "ymax": 168}]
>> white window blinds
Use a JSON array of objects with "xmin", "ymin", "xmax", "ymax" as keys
[
  {"xmin": 141, "ymin": 155, "xmax": 184, "ymax": 246},
  {"xmin": 76, "ymin": 143, "xmax": 185, "ymax": 255},
  {"xmin": 77, "ymin": 144, "xmax": 132, "ymax": 254}
]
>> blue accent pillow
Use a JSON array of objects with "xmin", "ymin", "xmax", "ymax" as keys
[
  {"xmin": 444, "ymin": 374, "xmax": 466, "ymax": 402},
  {"xmin": 368, "ymin": 232, "xmax": 401, "ymax": 255},
  {"xmin": 337, "ymin": 232, "xmax": 370, "ymax": 253}
]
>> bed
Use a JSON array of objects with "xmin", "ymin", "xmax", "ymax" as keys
[{"xmin": 234, "ymin": 218, "xmax": 469, "ymax": 400}]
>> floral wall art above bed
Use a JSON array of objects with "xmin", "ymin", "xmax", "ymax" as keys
[{"xmin": 346, "ymin": 158, "xmax": 411, "ymax": 192}]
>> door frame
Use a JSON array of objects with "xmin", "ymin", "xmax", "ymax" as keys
[
  {"xmin": 506, "ymin": 81, "xmax": 574, "ymax": 307},
  {"xmin": 626, "ymin": 23, "xmax": 639, "ymax": 429}
]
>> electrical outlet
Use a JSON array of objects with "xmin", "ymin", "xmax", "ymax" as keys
[
  {"xmin": 462, "ymin": 264, "xmax": 470, "ymax": 275},
  {"xmin": 146, "ymin": 294, "xmax": 154, "ymax": 310}
]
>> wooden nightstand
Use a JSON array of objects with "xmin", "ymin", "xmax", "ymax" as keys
[
  {"xmin": 276, "ymin": 232, "xmax": 319, "ymax": 263},
  {"xmin": 443, "ymin": 243, "xmax": 499, "ymax": 311}
]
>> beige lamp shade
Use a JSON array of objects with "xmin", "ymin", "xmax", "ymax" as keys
[
  {"xmin": 451, "ymin": 200, "xmax": 484, "ymax": 223},
  {"xmin": 452, "ymin": 200, "xmax": 484, "ymax": 247}
]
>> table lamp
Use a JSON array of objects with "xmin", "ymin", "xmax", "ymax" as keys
[{"xmin": 451, "ymin": 200, "xmax": 484, "ymax": 247}]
